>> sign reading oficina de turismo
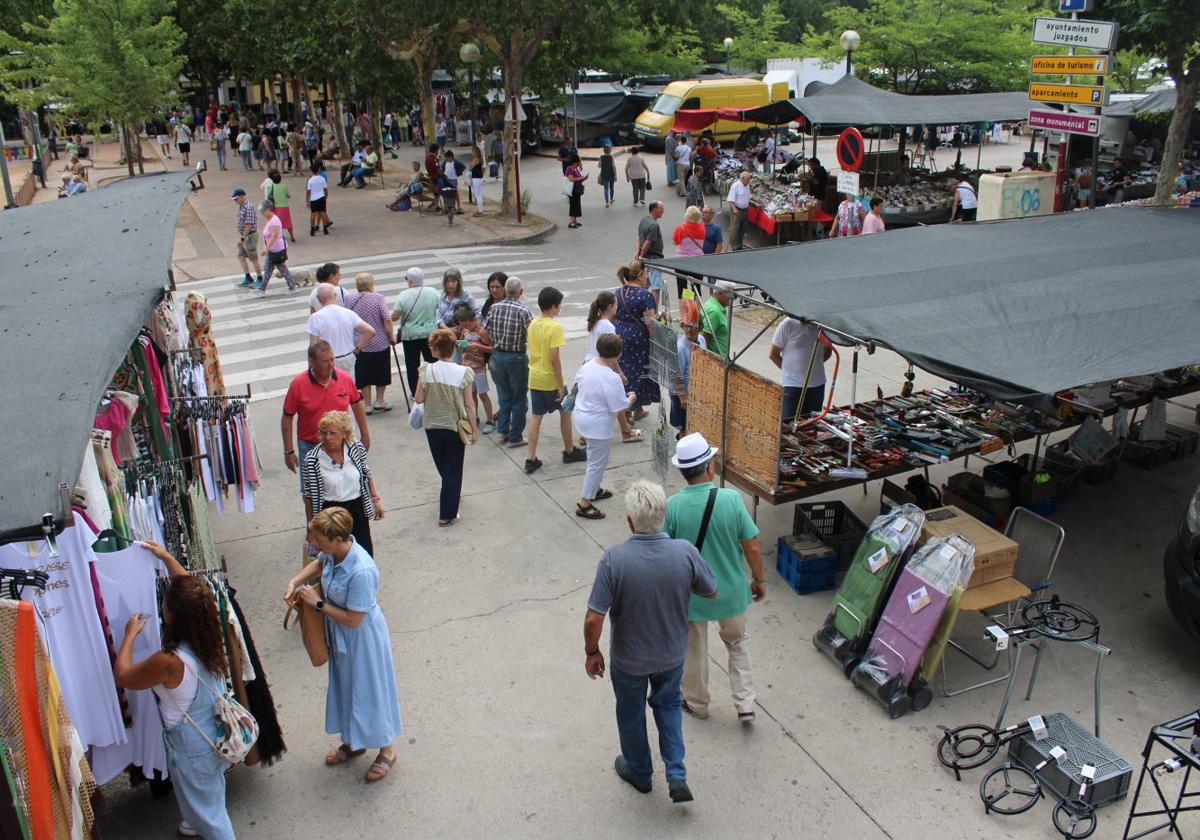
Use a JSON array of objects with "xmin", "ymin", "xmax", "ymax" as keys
[
  {"xmin": 1032, "ymin": 17, "xmax": 1118, "ymax": 51},
  {"xmin": 1030, "ymin": 55, "xmax": 1109, "ymax": 76}
]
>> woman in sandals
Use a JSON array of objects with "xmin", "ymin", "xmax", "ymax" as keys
[
  {"xmin": 284, "ymin": 508, "xmax": 403, "ymax": 783},
  {"xmin": 115, "ymin": 540, "xmax": 235, "ymax": 839},
  {"xmin": 572, "ymin": 333, "xmax": 637, "ymax": 519}
]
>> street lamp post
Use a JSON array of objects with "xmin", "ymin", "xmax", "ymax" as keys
[
  {"xmin": 459, "ymin": 42, "xmax": 480, "ymax": 153},
  {"xmin": 840, "ymin": 30, "xmax": 861, "ymax": 76},
  {"xmin": 723, "ymin": 37, "xmax": 733, "ymax": 74}
]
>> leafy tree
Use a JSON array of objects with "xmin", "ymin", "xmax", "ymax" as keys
[
  {"xmin": 173, "ymin": 0, "xmax": 233, "ymax": 104},
  {"xmin": 803, "ymin": 0, "xmax": 1043, "ymax": 93},
  {"xmin": 1108, "ymin": 48, "xmax": 1158, "ymax": 93},
  {"xmin": 0, "ymin": 0, "xmax": 184, "ymax": 175},
  {"xmin": 717, "ymin": 1, "xmax": 804, "ymax": 72},
  {"xmin": 1105, "ymin": 0, "xmax": 1200, "ymax": 204}
]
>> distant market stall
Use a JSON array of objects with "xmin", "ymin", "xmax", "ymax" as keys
[{"xmin": 650, "ymin": 206, "xmax": 1200, "ymax": 507}]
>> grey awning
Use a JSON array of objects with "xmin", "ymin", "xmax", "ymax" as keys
[
  {"xmin": 651, "ymin": 207, "xmax": 1200, "ymax": 408},
  {"xmin": 1104, "ymin": 88, "xmax": 1194, "ymax": 119},
  {"xmin": 0, "ymin": 172, "xmax": 195, "ymax": 543},
  {"xmin": 742, "ymin": 74, "xmax": 1036, "ymax": 127}
]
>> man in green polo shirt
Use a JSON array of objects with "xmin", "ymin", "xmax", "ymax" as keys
[
  {"xmin": 664, "ymin": 432, "xmax": 765, "ymax": 723},
  {"xmin": 701, "ymin": 281, "xmax": 733, "ymax": 357}
]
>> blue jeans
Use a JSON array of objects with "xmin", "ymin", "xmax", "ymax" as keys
[
  {"xmin": 666, "ymin": 154, "xmax": 678, "ymax": 185},
  {"xmin": 490, "ymin": 350, "xmax": 528, "ymax": 444},
  {"xmin": 297, "ymin": 438, "xmax": 317, "ymax": 490},
  {"xmin": 610, "ymin": 661, "xmax": 687, "ymax": 783},
  {"xmin": 601, "ymin": 179, "xmax": 615, "ymax": 204},
  {"xmin": 352, "ymin": 166, "xmax": 374, "ymax": 187},
  {"xmin": 215, "ymin": 142, "xmax": 227, "ymax": 168}
]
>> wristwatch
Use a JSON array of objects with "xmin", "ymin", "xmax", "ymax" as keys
[{"xmin": 315, "ymin": 599, "xmax": 325, "ymax": 612}]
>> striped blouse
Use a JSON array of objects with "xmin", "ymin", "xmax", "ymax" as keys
[
  {"xmin": 300, "ymin": 441, "xmax": 376, "ymax": 519},
  {"xmin": 419, "ymin": 361, "xmax": 474, "ymax": 432}
]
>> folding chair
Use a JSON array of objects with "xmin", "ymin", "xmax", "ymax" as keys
[{"xmin": 940, "ymin": 506, "xmax": 1065, "ymax": 696}]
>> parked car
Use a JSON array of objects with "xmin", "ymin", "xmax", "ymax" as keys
[{"xmin": 1164, "ymin": 483, "xmax": 1200, "ymax": 639}]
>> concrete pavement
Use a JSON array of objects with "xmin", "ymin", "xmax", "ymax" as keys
[{"xmin": 90, "ymin": 132, "xmax": 1200, "ymax": 839}]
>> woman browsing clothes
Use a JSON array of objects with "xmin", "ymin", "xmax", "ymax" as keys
[
  {"xmin": 115, "ymin": 541, "xmax": 236, "ymax": 840},
  {"xmin": 284, "ymin": 508, "xmax": 403, "ymax": 783},
  {"xmin": 301, "ymin": 410, "xmax": 383, "ymax": 556}
]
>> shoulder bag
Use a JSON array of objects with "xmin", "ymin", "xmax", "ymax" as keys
[
  {"xmin": 164, "ymin": 656, "xmax": 259, "ymax": 765},
  {"xmin": 694, "ymin": 488, "xmax": 719, "ymax": 552},
  {"xmin": 283, "ymin": 543, "xmax": 329, "ymax": 666}
]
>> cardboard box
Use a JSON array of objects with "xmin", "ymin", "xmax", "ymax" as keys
[{"xmin": 920, "ymin": 505, "xmax": 1018, "ymax": 588}]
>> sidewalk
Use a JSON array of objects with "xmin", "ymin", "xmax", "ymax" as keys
[
  {"xmin": 10, "ymin": 135, "xmax": 168, "ymax": 206},
  {"xmin": 157, "ymin": 140, "xmax": 551, "ymax": 282}
]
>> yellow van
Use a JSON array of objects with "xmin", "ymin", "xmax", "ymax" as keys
[{"xmin": 633, "ymin": 77, "xmax": 790, "ymax": 146}]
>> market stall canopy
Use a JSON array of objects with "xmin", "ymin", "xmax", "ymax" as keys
[
  {"xmin": 741, "ymin": 74, "xmax": 1033, "ymax": 127},
  {"xmin": 557, "ymin": 83, "xmax": 647, "ymax": 125},
  {"xmin": 0, "ymin": 172, "xmax": 195, "ymax": 543},
  {"xmin": 1104, "ymin": 87, "xmax": 1194, "ymax": 119},
  {"xmin": 652, "ymin": 207, "xmax": 1200, "ymax": 408}
]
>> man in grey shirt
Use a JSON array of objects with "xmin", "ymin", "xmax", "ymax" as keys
[
  {"xmin": 636, "ymin": 202, "xmax": 666, "ymax": 308},
  {"xmin": 584, "ymin": 480, "xmax": 717, "ymax": 804}
]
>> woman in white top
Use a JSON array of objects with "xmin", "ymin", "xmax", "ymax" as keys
[
  {"xmin": 573, "ymin": 333, "xmax": 637, "ymax": 519},
  {"xmin": 584, "ymin": 290, "xmax": 617, "ymax": 362},
  {"xmin": 300, "ymin": 410, "xmax": 383, "ymax": 556},
  {"xmin": 115, "ymin": 541, "xmax": 235, "ymax": 839}
]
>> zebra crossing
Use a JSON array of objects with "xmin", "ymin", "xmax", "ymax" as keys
[{"xmin": 186, "ymin": 244, "xmax": 608, "ymax": 401}]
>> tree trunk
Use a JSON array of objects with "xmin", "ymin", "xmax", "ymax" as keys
[
  {"xmin": 410, "ymin": 55, "xmax": 437, "ymax": 151},
  {"xmin": 1154, "ymin": 65, "xmax": 1199, "ymax": 205},
  {"xmin": 370, "ymin": 93, "xmax": 386, "ymax": 173},
  {"xmin": 331, "ymin": 80, "xmax": 350, "ymax": 160},
  {"xmin": 500, "ymin": 64, "xmax": 523, "ymax": 217},
  {"xmin": 278, "ymin": 75, "xmax": 290, "ymax": 123},
  {"xmin": 122, "ymin": 124, "xmax": 134, "ymax": 177}
]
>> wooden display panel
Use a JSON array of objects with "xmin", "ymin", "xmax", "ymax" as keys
[{"xmin": 687, "ymin": 349, "xmax": 782, "ymax": 490}]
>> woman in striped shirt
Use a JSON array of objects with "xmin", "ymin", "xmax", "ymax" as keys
[{"xmin": 301, "ymin": 411, "xmax": 382, "ymax": 556}]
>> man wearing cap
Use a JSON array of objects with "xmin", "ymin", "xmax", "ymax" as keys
[
  {"xmin": 390, "ymin": 267, "xmax": 440, "ymax": 396},
  {"xmin": 701, "ymin": 281, "xmax": 734, "ymax": 357},
  {"xmin": 231, "ymin": 188, "xmax": 263, "ymax": 288},
  {"xmin": 584, "ymin": 480, "xmax": 717, "ymax": 804},
  {"xmin": 665, "ymin": 432, "xmax": 765, "ymax": 724}
]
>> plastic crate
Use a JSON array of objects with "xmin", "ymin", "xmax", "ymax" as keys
[
  {"xmin": 793, "ymin": 501, "xmax": 868, "ymax": 570},
  {"xmin": 1046, "ymin": 440, "xmax": 1120, "ymax": 485},
  {"xmin": 1164, "ymin": 424, "xmax": 1199, "ymax": 459},
  {"xmin": 1008, "ymin": 712, "xmax": 1132, "ymax": 807},
  {"xmin": 1122, "ymin": 435, "xmax": 1174, "ymax": 470},
  {"xmin": 776, "ymin": 536, "xmax": 838, "ymax": 595}
]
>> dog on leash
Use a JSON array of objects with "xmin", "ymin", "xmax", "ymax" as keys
[{"xmin": 291, "ymin": 268, "xmax": 316, "ymax": 287}]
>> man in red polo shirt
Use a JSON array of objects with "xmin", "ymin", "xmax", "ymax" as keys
[{"xmin": 281, "ymin": 341, "xmax": 371, "ymax": 486}]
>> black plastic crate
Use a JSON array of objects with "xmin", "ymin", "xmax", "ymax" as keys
[
  {"xmin": 1164, "ymin": 424, "xmax": 1199, "ymax": 459},
  {"xmin": 1046, "ymin": 440, "xmax": 1120, "ymax": 485},
  {"xmin": 793, "ymin": 501, "xmax": 868, "ymax": 570},
  {"xmin": 1123, "ymin": 435, "xmax": 1174, "ymax": 470},
  {"xmin": 1008, "ymin": 712, "xmax": 1132, "ymax": 807}
]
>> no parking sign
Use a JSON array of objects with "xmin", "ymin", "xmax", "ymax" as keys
[{"xmin": 835, "ymin": 127, "xmax": 864, "ymax": 173}]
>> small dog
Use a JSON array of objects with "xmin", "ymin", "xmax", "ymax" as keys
[{"xmin": 291, "ymin": 268, "xmax": 316, "ymax": 287}]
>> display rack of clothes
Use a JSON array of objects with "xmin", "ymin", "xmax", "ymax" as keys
[
  {"xmin": 171, "ymin": 392, "xmax": 261, "ymax": 514},
  {"xmin": 184, "ymin": 292, "xmax": 225, "ymax": 396}
]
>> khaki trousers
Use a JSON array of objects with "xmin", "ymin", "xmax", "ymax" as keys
[{"xmin": 683, "ymin": 611, "xmax": 755, "ymax": 715}]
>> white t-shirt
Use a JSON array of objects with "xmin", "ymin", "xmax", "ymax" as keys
[
  {"xmin": 956, "ymin": 181, "xmax": 978, "ymax": 210},
  {"xmin": 676, "ymin": 142, "xmax": 692, "ymax": 166},
  {"xmin": 308, "ymin": 283, "xmax": 345, "ymax": 310},
  {"xmin": 584, "ymin": 318, "xmax": 616, "ymax": 362},
  {"xmin": 307, "ymin": 304, "xmax": 366, "ymax": 356},
  {"xmin": 307, "ymin": 174, "xmax": 327, "ymax": 201},
  {"xmin": 237, "ymin": 131, "xmax": 253, "ymax": 152},
  {"xmin": 727, "ymin": 179, "xmax": 751, "ymax": 209},
  {"xmin": 572, "ymin": 359, "xmax": 630, "ymax": 439},
  {"xmin": 771, "ymin": 318, "xmax": 826, "ymax": 388},
  {"xmin": 317, "ymin": 445, "xmax": 361, "ymax": 502},
  {"xmin": 174, "ymin": 123, "xmax": 192, "ymax": 144}
]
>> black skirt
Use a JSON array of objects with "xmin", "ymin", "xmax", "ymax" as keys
[
  {"xmin": 324, "ymin": 496, "xmax": 374, "ymax": 557},
  {"xmin": 354, "ymin": 347, "xmax": 392, "ymax": 387},
  {"xmin": 568, "ymin": 193, "xmax": 582, "ymax": 217}
]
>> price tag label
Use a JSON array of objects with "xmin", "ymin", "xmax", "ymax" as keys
[
  {"xmin": 907, "ymin": 586, "xmax": 930, "ymax": 613},
  {"xmin": 867, "ymin": 547, "xmax": 889, "ymax": 573}
]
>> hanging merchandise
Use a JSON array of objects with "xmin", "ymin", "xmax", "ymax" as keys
[
  {"xmin": 0, "ymin": 525, "xmax": 127, "ymax": 749},
  {"xmin": 88, "ymin": 543, "xmax": 169, "ymax": 785},
  {"xmin": 184, "ymin": 293, "xmax": 225, "ymax": 396},
  {"xmin": 0, "ymin": 597, "xmax": 98, "ymax": 840}
]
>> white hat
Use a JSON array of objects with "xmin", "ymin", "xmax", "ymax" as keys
[
  {"xmin": 671, "ymin": 432, "xmax": 718, "ymax": 469},
  {"xmin": 406, "ymin": 267, "xmax": 424, "ymax": 285}
]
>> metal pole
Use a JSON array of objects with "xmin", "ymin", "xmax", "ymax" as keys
[
  {"xmin": 572, "ymin": 71, "xmax": 578, "ymax": 144},
  {"xmin": 845, "ymin": 52, "xmax": 852, "ymax": 76},
  {"xmin": 510, "ymin": 92, "xmax": 523, "ymax": 223},
  {"xmin": 467, "ymin": 66, "xmax": 476, "ymax": 154},
  {"xmin": 846, "ymin": 346, "xmax": 859, "ymax": 465},
  {"xmin": 976, "ymin": 122, "xmax": 983, "ymax": 172},
  {"xmin": 726, "ymin": 48, "xmax": 731, "ymax": 74},
  {"xmin": 0, "ymin": 119, "xmax": 16, "ymax": 208}
]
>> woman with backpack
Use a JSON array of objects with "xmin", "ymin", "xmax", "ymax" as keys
[{"xmin": 115, "ymin": 541, "xmax": 237, "ymax": 839}]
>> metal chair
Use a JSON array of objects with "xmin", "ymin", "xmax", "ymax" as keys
[{"xmin": 940, "ymin": 507, "xmax": 1066, "ymax": 696}]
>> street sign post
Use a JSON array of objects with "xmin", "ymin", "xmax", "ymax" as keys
[
  {"xmin": 835, "ymin": 127, "xmax": 864, "ymax": 173},
  {"xmin": 1057, "ymin": 0, "xmax": 1092, "ymax": 12},
  {"xmin": 1030, "ymin": 55, "xmax": 1109, "ymax": 75},
  {"xmin": 1029, "ymin": 82, "xmax": 1107, "ymax": 106},
  {"xmin": 1032, "ymin": 17, "xmax": 1118, "ymax": 51},
  {"xmin": 1028, "ymin": 109, "xmax": 1102, "ymax": 138}
]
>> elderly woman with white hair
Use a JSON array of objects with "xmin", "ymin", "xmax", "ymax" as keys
[
  {"xmin": 301, "ymin": 410, "xmax": 383, "ymax": 556},
  {"xmin": 583, "ymin": 479, "xmax": 717, "ymax": 804},
  {"xmin": 347, "ymin": 272, "xmax": 395, "ymax": 413},
  {"xmin": 390, "ymin": 267, "xmax": 440, "ymax": 395}
]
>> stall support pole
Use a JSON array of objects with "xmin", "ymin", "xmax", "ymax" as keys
[
  {"xmin": 976, "ymin": 123, "xmax": 983, "ymax": 172},
  {"xmin": 846, "ymin": 346, "xmax": 860, "ymax": 466}
]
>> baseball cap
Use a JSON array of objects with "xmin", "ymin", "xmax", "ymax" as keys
[{"xmin": 230, "ymin": 188, "xmax": 246, "ymax": 198}]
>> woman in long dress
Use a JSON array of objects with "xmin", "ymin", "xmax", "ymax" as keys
[{"xmin": 612, "ymin": 260, "xmax": 659, "ymax": 422}]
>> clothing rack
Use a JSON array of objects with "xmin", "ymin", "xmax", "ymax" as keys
[
  {"xmin": 169, "ymin": 387, "xmax": 252, "ymax": 401},
  {"xmin": 0, "ymin": 567, "xmax": 49, "ymax": 599}
]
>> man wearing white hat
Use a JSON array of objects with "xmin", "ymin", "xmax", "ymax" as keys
[
  {"xmin": 390, "ymin": 267, "xmax": 440, "ymax": 395},
  {"xmin": 665, "ymin": 432, "xmax": 765, "ymax": 723}
]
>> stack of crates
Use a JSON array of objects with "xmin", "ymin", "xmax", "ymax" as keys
[{"xmin": 776, "ymin": 502, "xmax": 869, "ymax": 596}]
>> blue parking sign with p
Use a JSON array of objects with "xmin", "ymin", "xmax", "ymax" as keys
[{"xmin": 1058, "ymin": 0, "xmax": 1092, "ymax": 10}]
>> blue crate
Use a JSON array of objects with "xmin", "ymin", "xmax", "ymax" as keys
[{"xmin": 776, "ymin": 537, "xmax": 838, "ymax": 595}]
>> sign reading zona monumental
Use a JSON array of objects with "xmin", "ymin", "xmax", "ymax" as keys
[{"xmin": 1028, "ymin": 109, "xmax": 1103, "ymax": 138}]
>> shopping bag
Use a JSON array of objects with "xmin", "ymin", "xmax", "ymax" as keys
[{"xmin": 283, "ymin": 544, "xmax": 328, "ymax": 667}]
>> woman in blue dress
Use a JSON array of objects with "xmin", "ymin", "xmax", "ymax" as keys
[
  {"xmin": 285, "ymin": 507, "xmax": 403, "ymax": 783},
  {"xmin": 613, "ymin": 260, "xmax": 660, "ymax": 421}
]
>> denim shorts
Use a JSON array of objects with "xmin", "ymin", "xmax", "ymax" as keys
[
  {"xmin": 530, "ymin": 388, "xmax": 560, "ymax": 416},
  {"xmin": 647, "ymin": 268, "xmax": 663, "ymax": 291}
]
